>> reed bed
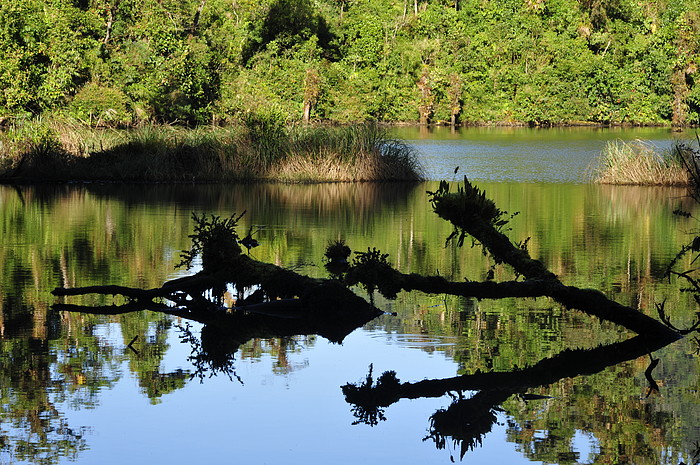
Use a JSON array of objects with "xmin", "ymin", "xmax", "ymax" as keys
[
  {"xmin": 0, "ymin": 119, "xmax": 424, "ymax": 183},
  {"xmin": 592, "ymin": 139, "xmax": 691, "ymax": 186},
  {"xmin": 278, "ymin": 125, "xmax": 424, "ymax": 182}
]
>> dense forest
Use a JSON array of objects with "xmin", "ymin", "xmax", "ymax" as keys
[{"xmin": 0, "ymin": 0, "xmax": 698, "ymax": 127}]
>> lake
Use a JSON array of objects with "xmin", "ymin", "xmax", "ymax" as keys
[{"xmin": 1, "ymin": 126, "xmax": 700, "ymax": 464}]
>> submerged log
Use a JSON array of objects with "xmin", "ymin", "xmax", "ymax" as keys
[{"xmin": 52, "ymin": 212, "xmax": 383, "ymax": 344}]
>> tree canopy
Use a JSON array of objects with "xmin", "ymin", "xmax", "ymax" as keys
[{"xmin": 0, "ymin": 0, "xmax": 698, "ymax": 126}]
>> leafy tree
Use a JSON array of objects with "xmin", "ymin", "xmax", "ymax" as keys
[{"xmin": 0, "ymin": 0, "xmax": 697, "ymax": 124}]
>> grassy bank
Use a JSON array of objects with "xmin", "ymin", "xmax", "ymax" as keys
[
  {"xmin": 591, "ymin": 139, "xmax": 696, "ymax": 186},
  {"xmin": 0, "ymin": 118, "xmax": 424, "ymax": 183}
]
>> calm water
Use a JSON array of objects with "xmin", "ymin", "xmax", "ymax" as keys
[
  {"xmin": 2, "ymin": 127, "xmax": 700, "ymax": 464},
  {"xmin": 394, "ymin": 125, "xmax": 692, "ymax": 182}
]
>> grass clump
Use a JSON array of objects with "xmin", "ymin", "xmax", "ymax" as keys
[
  {"xmin": 592, "ymin": 139, "xmax": 691, "ymax": 186},
  {"xmin": 277, "ymin": 124, "xmax": 424, "ymax": 182},
  {"xmin": 0, "ymin": 117, "xmax": 424, "ymax": 183}
]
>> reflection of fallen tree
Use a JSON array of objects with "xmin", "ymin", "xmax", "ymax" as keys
[
  {"xmin": 53, "ymin": 274, "xmax": 379, "ymax": 344},
  {"xmin": 343, "ymin": 333, "xmax": 677, "ymax": 459},
  {"xmin": 54, "ymin": 282, "xmax": 380, "ymax": 381}
]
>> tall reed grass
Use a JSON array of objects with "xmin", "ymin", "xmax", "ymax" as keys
[
  {"xmin": 591, "ymin": 139, "xmax": 691, "ymax": 186},
  {"xmin": 0, "ymin": 118, "xmax": 424, "ymax": 183},
  {"xmin": 277, "ymin": 124, "xmax": 424, "ymax": 182}
]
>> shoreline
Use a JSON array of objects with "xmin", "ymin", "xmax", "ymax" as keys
[
  {"xmin": 1, "ymin": 119, "xmax": 696, "ymax": 185},
  {"xmin": 0, "ymin": 121, "xmax": 425, "ymax": 184}
]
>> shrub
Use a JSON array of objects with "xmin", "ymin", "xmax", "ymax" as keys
[{"xmin": 67, "ymin": 82, "xmax": 132, "ymax": 127}]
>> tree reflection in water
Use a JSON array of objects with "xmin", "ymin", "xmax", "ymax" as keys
[{"xmin": 343, "ymin": 334, "xmax": 678, "ymax": 461}]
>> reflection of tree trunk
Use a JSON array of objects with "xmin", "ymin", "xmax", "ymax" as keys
[{"xmin": 33, "ymin": 304, "xmax": 47, "ymax": 340}]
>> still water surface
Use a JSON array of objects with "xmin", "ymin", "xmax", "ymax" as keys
[
  {"xmin": 2, "ymin": 127, "xmax": 700, "ymax": 464},
  {"xmin": 397, "ymin": 125, "xmax": 690, "ymax": 182}
]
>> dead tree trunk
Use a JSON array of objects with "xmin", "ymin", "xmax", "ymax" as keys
[
  {"xmin": 344, "ymin": 178, "xmax": 679, "ymax": 338},
  {"xmin": 303, "ymin": 68, "xmax": 321, "ymax": 123}
]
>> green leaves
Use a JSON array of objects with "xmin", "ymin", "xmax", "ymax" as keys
[{"xmin": 0, "ymin": 0, "xmax": 698, "ymax": 125}]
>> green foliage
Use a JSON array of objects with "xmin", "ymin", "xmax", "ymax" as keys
[
  {"xmin": 0, "ymin": 0, "xmax": 698, "ymax": 124},
  {"xmin": 241, "ymin": 0, "xmax": 337, "ymax": 65},
  {"xmin": 242, "ymin": 108, "xmax": 288, "ymax": 151},
  {"xmin": 67, "ymin": 82, "xmax": 132, "ymax": 126}
]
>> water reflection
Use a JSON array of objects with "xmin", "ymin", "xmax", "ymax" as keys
[
  {"xmin": 343, "ymin": 334, "xmax": 676, "ymax": 461},
  {"xmin": 2, "ymin": 179, "xmax": 700, "ymax": 464}
]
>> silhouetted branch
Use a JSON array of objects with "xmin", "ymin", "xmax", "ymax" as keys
[
  {"xmin": 644, "ymin": 355, "xmax": 660, "ymax": 397},
  {"xmin": 413, "ymin": 178, "xmax": 679, "ymax": 337},
  {"xmin": 656, "ymin": 300, "xmax": 700, "ymax": 334}
]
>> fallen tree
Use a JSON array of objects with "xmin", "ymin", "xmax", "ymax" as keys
[
  {"xmin": 54, "ymin": 179, "xmax": 684, "ymax": 344},
  {"xmin": 52, "ymin": 213, "xmax": 384, "ymax": 345},
  {"xmin": 53, "ymin": 179, "xmax": 684, "ymax": 383},
  {"xmin": 344, "ymin": 178, "xmax": 680, "ymax": 338},
  {"xmin": 50, "ymin": 177, "xmax": 694, "ymax": 462}
]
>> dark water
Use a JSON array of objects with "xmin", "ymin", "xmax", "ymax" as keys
[{"xmin": 2, "ymin": 128, "xmax": 700, "ymax": 464}]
